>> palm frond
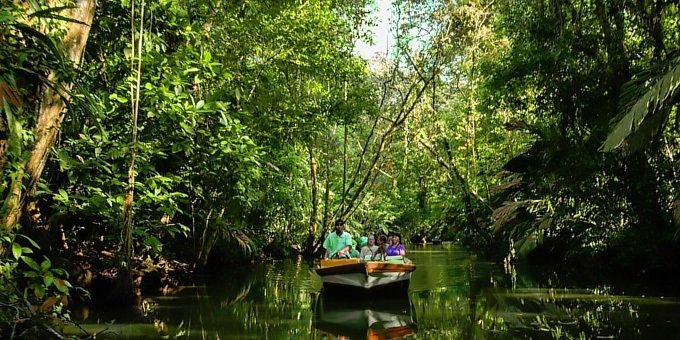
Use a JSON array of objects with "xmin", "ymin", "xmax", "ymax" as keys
[
  {"xmin": 28, "ymin": 5, "xmax": 77, "ymax": 19},
  {"xmin": 602, "ymin": 55, "xmax": 680, "ymax": 152},
  {"xmin": 11, "ymin": 23, "xmax": 66, "ymax": 66},
  {"xmin": 224, "ymin": 229, "xmax": 254, "ymax": 257}
]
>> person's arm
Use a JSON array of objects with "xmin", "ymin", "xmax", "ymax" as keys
[
  {"xmin": 399, "ymin": 245, "xmax": 406, "ymax": 256},
  {"xmin": 323, "ymin": 237, "xmax": 330, "ymax": 259},
  {"xmin": 340, "ymin": 235, "xmax": 352, "ymax": 255},
  {"xmin": 338, "ymin": 245, "xmax": 351, "ymax": 256}
]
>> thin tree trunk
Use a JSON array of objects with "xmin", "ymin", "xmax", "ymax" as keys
[
  {"xmin": 338, "ymin": 77, "xmax": 393, "ymax": 218},
  {"xmin": 443, "ymin": 139, "xmax": 488, "ymax": 242},
  {"xmin": 322, "ymin": 143, "xmax": 331, "ymax": 231},
  {"xmin": 0, "ymin": 107, "xmax": 8, "ymax": 175},
  {"xmin": 340, "ymin": 121, "xmax": 348, "ymax": 210},
  {"xmin": 343, "ymin": 114, "xmax": 380, "ymax": 206},
  {"xmin": 1, "ymin": 0, "xmax": 96, "ymax": 230},
  {"xmin": 649, "ymin": 0, "xmax": 665, "ymax": 61},
  {"xmin": 307, "ymin": 142, "xmax": 319, "ymax": 247},
  {"xmin": 197, "ymin": 207, "xmax": 214, "ymax": 266},
  {"xmin": 121, "ymin": 0, "xmax": 145, "ymax": 268},
  {"xmin": 417, "ymin": 136, "xmax": 490, "ymax": 242},
  {"xmin": 338, "ymin": 72, "xmax": 436, "ymax": 221}
]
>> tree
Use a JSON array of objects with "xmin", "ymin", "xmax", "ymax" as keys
[{"xmin": 1, "ymin": 0, "xmax": 96, "ymax": 232}]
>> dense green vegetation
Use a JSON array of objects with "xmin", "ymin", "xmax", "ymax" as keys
[{"xmin": 1, "ymin": 0, "xmax": 679, "ymax": 337}]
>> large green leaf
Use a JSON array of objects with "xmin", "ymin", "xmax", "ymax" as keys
[
  {"xmin": 12, "ymin": 242, "xmax": 22, "ymax": 260},
  {"xmin": 21, "ymin": 256, "xmax": 42, "ymax": 272},
  {"xmin": 602, "ymin": 57, "xmax": 680, "ymax": 152}
]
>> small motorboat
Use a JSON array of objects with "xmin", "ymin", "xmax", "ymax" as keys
[
  {"xmin": 315, "ymin": 257, "xmax": 416, "ymax": 294},
  {"xmin": 313, "ymin": 294, "xmax": 417, "ymax": 339}
]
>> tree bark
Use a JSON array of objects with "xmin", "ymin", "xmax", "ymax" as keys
[
  {"xmin": 340, "ymin": 121, "xmax": 348, "ymax": 211},
  {"xmin": 0, "ymin": 113, "xmax": 7, "ymax": 182},
  {"xmin": 322, "ymin": 135, "xmax": 332, "ymax": 231},
  {"xmin": 2, "ymin": 0, "xmax": 97, "ymax": 230},
  {"xmin": 649, "ymin": 0, "xmax": 665, "ymax": 61},
  {"xmin": 306, "ymin": 142, "xmax": 319, "ymax": 250},
  {"xmin": 121, "ymin": 0, "xmax": 145, "ymax": 268}
]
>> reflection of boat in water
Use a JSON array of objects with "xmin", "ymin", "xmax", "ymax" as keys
[
  {"xmin": 313, "ymin": 294, "xmax": 417, "ymax": 339},
  {"xmin": 315, "ymin": 258, "xmax": 416, "ymax": 294}
]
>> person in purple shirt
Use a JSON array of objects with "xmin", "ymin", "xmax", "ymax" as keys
[{"xmin": 386, "ymin": 233, "xmax": 406, "ymax": 256}]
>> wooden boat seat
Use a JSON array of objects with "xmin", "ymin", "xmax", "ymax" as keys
[{"xmin": 320, "ymin": 258, "xmax": 360, "ymax": 268}]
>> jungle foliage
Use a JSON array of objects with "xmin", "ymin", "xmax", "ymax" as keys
[{"xmin": 1, "ymin": 0, "xmax": 680, "ymax": 336}]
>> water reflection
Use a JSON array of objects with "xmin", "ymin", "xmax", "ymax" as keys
[
  {"xmin": 407, "ymin": 247, "xmax": 680, "ymax": 339},
  {"xmin": 67, "ymin": 246, "xmax": 680, "ymax": 339},
  {"xmin": 313, "ymin": 295, "xmax": 417, "ymax": 339}
]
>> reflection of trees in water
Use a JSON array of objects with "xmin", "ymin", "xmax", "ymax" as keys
[
  {"xmin": 144, "ymin": 258, "xmax": 319, "ymax": 338},
  {"xmin": 409, "ymin": 255, "xmax": 680, "ymax": 339},
  {"xmin": 484, "ymin": 287, "xmax": 680, "ymax": 339},
  {"xmin": 480, "ymin": 264, "xmax": 680, "ymax": 339},
  {"xmin": 83, "ymin": 250, "xmax": 680, "ymax": 338},
  {"xmin": 410, "ymin": 259, "xmax": 509, "ymax": 339}
]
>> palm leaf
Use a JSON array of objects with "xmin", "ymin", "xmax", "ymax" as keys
[
  {"xmin": 11, "ymin": 23, "xmax": 65, "ymax": 66},
  {"xmin": 28, "ymin": 5, "xmax": 86, "ymax": 26},
  {"xmin": 27, "ymin": 4, "xmax": 85, "ymax": 26},
  {"xmin": 25, "ymin": 0, "xmax": 42, "ymax": 13},
  {"xmin": 28, "ymin": 5, "xmax": 77, "ymax": 19},
  {"xmin": 602, "ymin": 56, "xmax": 680, "ymax": 152}
]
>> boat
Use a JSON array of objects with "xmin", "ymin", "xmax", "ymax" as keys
[
  {"xmin": 315, "ymin": 257, "xmax": 416, "ymax": 294},
  {"xmin": 313, "ymin": 294, "xmax": 417, "ymax": 339}
]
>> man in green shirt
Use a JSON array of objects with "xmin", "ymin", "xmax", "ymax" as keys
[{"xmin": 323, "ymin": 220, "xmax": 353, "ymax": 259}]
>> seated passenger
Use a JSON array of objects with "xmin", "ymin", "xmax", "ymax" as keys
[
  {"xmin": 349, "ymin": 238, "xmax": 360, "ymax": 258},
  {"xmin": 323, "ymin": 220, "xmax": 353, "ymax": 259},
  {"xmin": 359, "ymin": 235, "xmax": 378, "ymax": 261},
  {"xmin": 359, "ymin": 236, "xmax": 368, "ymax": 249},
  {"xmin": 386, "ymin": 233, "xmax": 406, "ymax": 256},
  {"xmin": 372, "ymin": 234, "xmax": 388, "ymax": 261}
]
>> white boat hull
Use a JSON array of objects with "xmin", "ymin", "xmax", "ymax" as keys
[
  {"xmin": 320, "ymin": 271, "xmax": 412, "ymax": 289},
  {"xmin": 315, "ymin": 260, "xmax": 416, "ymax": 293}
]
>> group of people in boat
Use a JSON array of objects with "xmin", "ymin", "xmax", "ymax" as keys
[{"xmin": 323, "ymin": 219, "xmax": 408, "ymax": 262}]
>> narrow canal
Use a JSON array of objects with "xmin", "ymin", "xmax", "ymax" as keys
[{"xmin": 69, "ymin": 245, "xmax": 680, "ymax": 339}]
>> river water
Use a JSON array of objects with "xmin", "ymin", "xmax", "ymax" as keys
[{"xmin": 68, "ymin": 245, "xmax": 680, "ymax": 339}]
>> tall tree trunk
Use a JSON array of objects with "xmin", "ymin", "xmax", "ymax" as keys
[
  {"xmin": 0, "ymin": 107, "xmax": 8, "ymax": 175},
  {"xmin": 417, "ymin": 136, "xmax": 490, "ymax": 242},
  {"xmin": 121, "ymin": 0, "xmax": 145, "ymax": 269},
  {"xmin": 108, "ymin": 0, "xmax": 143, "ymax": 308},
  {"xmin": 649, "ymin": 0, "xmax": 665, "ymax": 61},
  {"xmin": 311, "ymin": 139, "xmax": 332, "ymax": 256},
  {"xmin": 1, "ymin": 0, "xmax": 97, "ymax": 230},
  {"xmin": 338, "ymin": 72, "xmax": 436, "ymax": 221},
  {"xmin": 443, "ymin": 139, "xmax": 489, "ymax": 243},
  {"xmin": 340, "ymin": 121, "xmax": 348, "ymax": 211},
  {"xmin": 306, "ymin": 142, "xmax": 319, "ymax": 251},
  {"xmin": 322, "ymin": 144, "xmax": 331, "ymax": 231}
]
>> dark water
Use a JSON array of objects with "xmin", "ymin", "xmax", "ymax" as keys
[{"xmin": 68, "ymin": 245, "xmax": 680, "ymax": 339}]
